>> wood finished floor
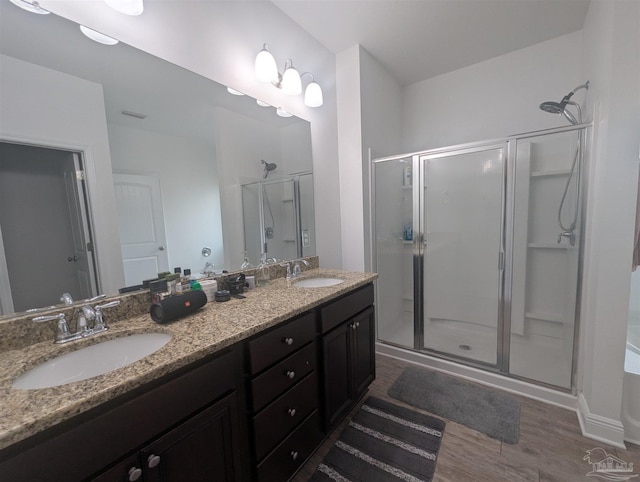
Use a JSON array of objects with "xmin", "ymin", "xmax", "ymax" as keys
[{"xmin": 293, "ymin": 354, "xmax": 640, "ymax": 482}]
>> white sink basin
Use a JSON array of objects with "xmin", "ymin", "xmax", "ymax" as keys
[
  {"xmin": 12, "ymin": 333, "xmax": 172, "ymax": 390},
  {"xmin": 293, "ymin": 277, "xmax": 344, "ymax": 288}
]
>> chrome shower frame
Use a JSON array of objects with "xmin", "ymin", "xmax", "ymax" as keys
[{"xmin": 370, "ymin": 122, "xmax": 592, "ymax": 392}]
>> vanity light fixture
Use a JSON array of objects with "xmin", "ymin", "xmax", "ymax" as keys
[
  {"xmin": 255, "ymin": 44, "xmax": 323, "ymax": 107},
  {"xmin": 226, "ymin": 87, "xmax": 245, "ymax": 96},
  {"xmin": 276, "ymin": 107, "xmax": 293, "ymax": 118},
  {"xmin": 256, "ymin": 99, "xmax": 271, "ymax": 107},
  {"xmin": 80, "ymin": 25, "xmax": 119, "ymax": 45},
  {"xmin": 105, "ymin": 0, "xmax": 144, "ymax": 16},
  {"xmin": 9, "ymin": 0, "xmax": 49, "ymax": 14}
]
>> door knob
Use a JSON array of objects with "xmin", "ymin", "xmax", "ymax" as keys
[{"xmin": 158, "ymin": 246, "xmax": 165, "ymax": 251}]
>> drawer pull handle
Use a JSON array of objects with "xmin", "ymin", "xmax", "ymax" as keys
[
  {"xmin": 128, "ymin": 467, "xmax": 143, "ymax": 481},
  {"xmin": 290, "ymin": 451, "xmax": 299, "ymax": 461},
  {"xmin": 147, "ymin": 454, "xmax": 161, "ymax": 469},
  {"xmin": 288, "ymin": 408, "xmax": 297, "ymax": 417},
  {"xmin": 286, "ymin": 370, "xmax": 296, "ymax": 379},
  {"xmin": 283, "ymin": 337, "xmax": 294, "ymax": 346}
]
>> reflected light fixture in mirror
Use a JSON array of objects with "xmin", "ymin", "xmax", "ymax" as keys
[
  {"xmin": 105, "ymin": 0, "xmax": 144, "ymax": 16},
  {"xmin": 226, "ymin": 87, "xmax": 245, "ymax": 96},
  {"xmin": 255, "ymin": 43, "xmax": 323, "ymax": 107},
  {"xmin": 276, "ymin": 107, "xmax": 293, "ymax": 118},
  {"xmin": 80, "ymin": 25, "xmax": 119, "ymax": 45},
  {"xmin": 9, "ymin": 0, "xmax": 49, "ymax": 14}
]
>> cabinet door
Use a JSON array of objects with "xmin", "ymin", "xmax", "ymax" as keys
[
  {"xmin": 352, "ymin": 307, "xmax": 376, "ymax": 399},
  {"xmin": 141, "ymin": 392, "xmax": 242, "ymax": 482},
  {"xmin": 322, "ymin": 321, "xmax": 352, "ymax": 429}
]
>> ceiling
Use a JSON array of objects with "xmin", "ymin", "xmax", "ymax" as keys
[{"xmin": 272, "ymin": 0, "xmax": 591, "ymax": 86}]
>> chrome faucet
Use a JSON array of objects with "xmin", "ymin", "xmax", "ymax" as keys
[
  {"xmin": 292, "ymin": 259, "xmax": 310, "ymax": 278},
  {"xmin": 31, "ymin": 299, "xmax": 121, "ymax": 344}
]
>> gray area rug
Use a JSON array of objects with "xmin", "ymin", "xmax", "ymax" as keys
[
  {"xmin": 388, "ymin": 367, "xmax": 520, "ymax": 444},
  {"xmin": 311, "ymin": 396, "xmax": 445, "ymax": 482}
]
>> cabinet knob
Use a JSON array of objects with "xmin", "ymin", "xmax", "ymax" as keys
[
  {"xmin": 356, "ymin": 321, "xmax": 360, "ymax": 328},
  {"xmin": 128, "ymin": 467, "xmax": 142, "ymax": 481},
  {"xmin": 286, "ymin": 370, "xmax": 296, "ymax": 379},
  {"xmin": 288, "ymin": 408, "xmax": 297, "ymax": 417},
  {"xmin": 283, "ymin": 337, "xmax": 294, "ymax": 346},
  {"xmin": 147, "ymin": 454, "xmax": 161, "ymax": 469},
  {"xmin": 290, "ymin": 451, "xmax": 299, "ymax": 461},
  {"xmin": 351, "ymin": 322, "xmax": 357, "ymax": 330}
]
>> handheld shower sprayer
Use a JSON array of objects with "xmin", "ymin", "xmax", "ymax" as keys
[
  {"xmin": 261, "ymin": 159, "xmax": 277, "ymax": 179},
  {"xmin": 539, "ymin": 81, "xmax": 589, "ymax": 125}
]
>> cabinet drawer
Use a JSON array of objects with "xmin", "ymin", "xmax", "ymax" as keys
[
  {"xmin": 256, "ymin": 410, "xmax": 322, "ymax": 482},
  {"xmin": 320, "ymin": 283, "xmax": 374, "ymax": 333},
  {"xmin": 248, "ymin": 311, "xmax": 315, "ymax": 374},
  {"xmin": 251, "ymin": 342, "xmax": 317, "ymax": 412},
  {"xmin": 253, "ymin": 372, "xmax": 318, "ymax": 460}
]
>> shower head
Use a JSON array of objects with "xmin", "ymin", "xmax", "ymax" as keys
[
  {"xmin": 539, "ymin": 81, "xmax": 589, "ymax": 125},
  {"xmin": 261, "ymin": 159, "xmax": 277, "ymax": 178}
]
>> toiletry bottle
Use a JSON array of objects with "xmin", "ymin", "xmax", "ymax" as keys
[
  {"xmin": 255, "ymin": 253, "xmax": 271, "ymax": 287},
  {"xmin": 240, "ymin": 251, "xmax": 254, "ymax": 270},
  {"xmin": 165, "ymin": 273, "xmax": 180, "ymax": 295},
  {"xmin": 174, "ymin": 268, "xmax": 183, "ymax": 294},
  {"xmin": 181, "ymin": 269, "xmax": 192, "ymax": 293}
]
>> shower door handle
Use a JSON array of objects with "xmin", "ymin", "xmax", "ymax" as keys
[{"xmin": 498, "ymin": 251, "xmax": 505, "ymax": 271}]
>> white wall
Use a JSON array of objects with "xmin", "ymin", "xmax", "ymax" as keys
[
  {"xmin": 576, "ymin": 0, "xmax": 640, "ymax": 447},
  {"xmin": 39, "ymin": 0, "xmax": 343, "ymax": 269},
  {"xmin": 108, "ymin": 123, "xmax": 224, "ymax": 274},
  {"xmin": 402, "ymin": 31, "xmax": 583, "ymax": 152},
  {"xmin": 0, "ymin": 54, "xmax": 125, "ymax": 295}
]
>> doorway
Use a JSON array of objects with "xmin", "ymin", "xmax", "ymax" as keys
[{"xmin": 0, "ymin": 142, "xmax": 98, "ymax": 314}]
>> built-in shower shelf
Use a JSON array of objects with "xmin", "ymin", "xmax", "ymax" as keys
[
  {"xmin": 530, "ymin": 169, "xmax": 571, "ymax": 178},
  {"xmin": 525, "ymin": 311, "xmax": 565, "ymax": 323},
  {"xmin": 527, "ymin": 243, "xmax": 570, "ymax": 249}
]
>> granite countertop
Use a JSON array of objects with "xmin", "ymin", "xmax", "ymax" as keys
[{"xmin": 0, "ymin": 268, "xmax": 377, "ymax": 451}]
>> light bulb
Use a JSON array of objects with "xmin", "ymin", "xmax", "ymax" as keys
[
  {"xmin": 304, "ymin": 81, "xmax": 323, "ymax": 107},
  {"xmin": 255, "ymin": 45, "xmax": 278, "ymax": 83},
  {"xmin": 105, "ymin": 0, "xmax": 144, "ymax": 15},
  {"xmin": 80, "ymin": 25, "xmax": 119, "ymax": 45},
  {"xmin": 281, "ymin": 64, "xmax": 302, "ymax": 95}
]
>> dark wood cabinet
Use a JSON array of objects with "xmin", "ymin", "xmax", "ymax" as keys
[
  {"xmin": 320, "ymin": 285, "xmax": 375, "ymax": 430},
  {"xmin": 245, "ymin": 311, "xmax": 322, "ymax": 482},
  {"xmin": 0, "ymin": 347, "xmax": 247, "ymax": 482}
]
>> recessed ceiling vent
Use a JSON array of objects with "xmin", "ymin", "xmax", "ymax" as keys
[{"xmin": 121, "ymin": 110, "xmax": 147, "ymax": 119}]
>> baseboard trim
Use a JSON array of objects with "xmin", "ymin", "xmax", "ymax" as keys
[{"xmin": 577, "ymin": 393, "xmax": 627, "ymax": 449}]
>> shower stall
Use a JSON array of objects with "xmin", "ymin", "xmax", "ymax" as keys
[
  {"xmin": 241, "ymin": 173, "xmax": 315, "ymax": 265},
  {"xmin": 372, "ymin": 123, "xmax": 589, "ymax": 389}
]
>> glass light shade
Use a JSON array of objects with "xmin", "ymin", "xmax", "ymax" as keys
[
  {"xmin": 255, "ymin": 47, "xmax": 278, "ymax": 83},
  {"xmin": 304, "ymin": 81, "xmax": 323, "ymax": 107},
  {"xmin": 105, "ymin": 0, "xmax": 144, "ymax": 15},
  {"xmin": 281, "ymin": 66, "xmax": 302, "ymax": 95},
  {"xmin": 9, "ymin": 0, "xmax": 49, "ymax": 14},
  {"xmin": 256, "ymin": 99, "xmax": 271, "ymax": 107},
  {"xmin": 226, "ymin": 87, "xmax": 244, "ymax": 96},
  {"xmin": 276, "ymin": 107, "xmax": 293, "ymax": 118},
  {"xmin": 80, "ymin": 25, "xmax": 119, "ymax": 45}
]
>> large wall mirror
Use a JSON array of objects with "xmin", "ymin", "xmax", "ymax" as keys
[{"xmin": 0, "ymin": 3, "xmax": 315, "ymax": 317}]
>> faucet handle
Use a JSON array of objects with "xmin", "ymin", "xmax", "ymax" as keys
[
  {"xmin": 93, "ymin": 300, "xmax": 121, "ymax": 332},
  {"xmin": 32, "ymin": 313, "xmax": 74, "ymax": 343},
  {"xmin": 280, "ymin": 262, "xmax": 292, "ymax": 280},
  {"xmin": 60, "ymin": 292, "xmax": 74, "ymax": 305}
]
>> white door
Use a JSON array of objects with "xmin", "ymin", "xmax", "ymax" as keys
[
  {"xmin": 63, "ymin": 153, "xmax": 97, "ymax": 300},
  {"xmin": 114, "ymin": 173, "xmax": 169, "ymax": 286}
]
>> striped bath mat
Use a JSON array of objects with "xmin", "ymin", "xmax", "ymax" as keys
[{"xmin": 311, "ymin": 397, "xmax": 445, "ymax": 481}]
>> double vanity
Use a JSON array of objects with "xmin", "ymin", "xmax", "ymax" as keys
[{"xmin": 0, "ymin": 267, "xmax": 377, "ymax": 481}]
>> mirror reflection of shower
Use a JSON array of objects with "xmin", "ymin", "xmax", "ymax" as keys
[
  {"xmin": 539, "ymin": 81, "xmax": 589, "ymax": 246},
  {"xmin": 260, "ymin": 160, "xmax": 277, "ymax": 240}
]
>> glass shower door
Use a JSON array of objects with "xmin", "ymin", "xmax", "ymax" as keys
[
  {"xmin": 421, "ymin": 146, "xmax": 506, "ymax": 365},
  {"xmin": 373, "ymin": 156, "xmax": 415, "ymax": 349}
]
